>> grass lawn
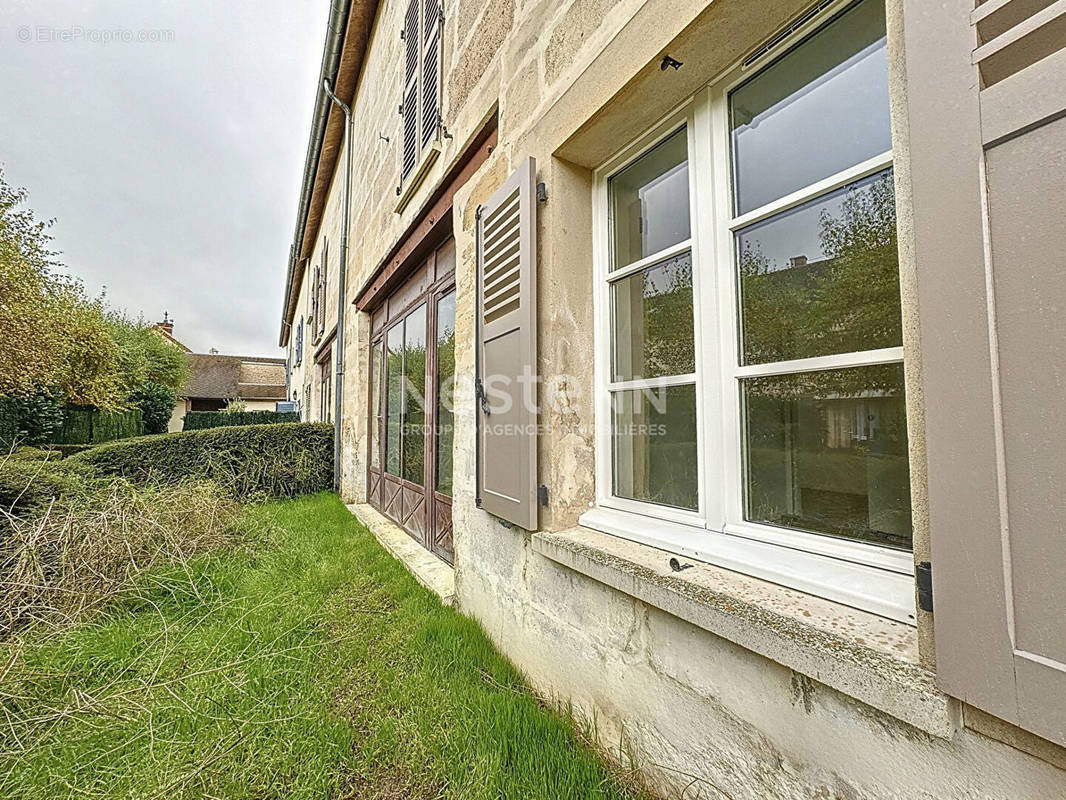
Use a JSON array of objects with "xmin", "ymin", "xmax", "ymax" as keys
[{"xmin": 1, "ymin": 493, "xmax": 649, "ymax": 800}]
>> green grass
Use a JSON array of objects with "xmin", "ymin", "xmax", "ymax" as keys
[{"xmin": 1, "ymin": 493, "xmax": 648, "ymax": 800}]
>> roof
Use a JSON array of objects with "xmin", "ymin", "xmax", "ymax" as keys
[
  {"xmin": 279, "ymin": 0, "xmax": 380, "ymax": 346},
  {"xmin": 182, "ymin": 354, "xmax": 287, "ymax": 401},
  {"xmin": 150, "ymin": 325, "xmax": 192, "ymax": 353}
]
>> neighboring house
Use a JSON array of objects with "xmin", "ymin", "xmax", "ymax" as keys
[{"xmin": 279, "ymin": 1, "xmax": 1066, "ymax": 796}]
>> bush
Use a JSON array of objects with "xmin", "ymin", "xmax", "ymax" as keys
[
  {"xmin": 71, "ymin": 422, "xmax": 332, "ymax": 499},
  {"xmin": 183, "ymin": 410, "xmax": 300, "ymax": 431},
  {"xmin": 0, "ymin": 397, "xmax": 20, "ymax": 452},
  {"xmin": 130, "ymin": 380, "xmax": 176, "ymax": 434},
  {"xmin": 53, "ymin": 406, "xmax": 143, "ymax": 444},
  {"xmin": 0, "ymin": 391, "xmax": 65, "ymax": 449},
  {"xmin": 0, "ymin": 456, "xmax": 96, "ymax": 517}
]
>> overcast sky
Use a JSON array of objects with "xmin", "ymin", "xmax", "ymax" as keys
[{"xmin": 0, "ymin": 1, "xmax": 329, "ymax": 356}]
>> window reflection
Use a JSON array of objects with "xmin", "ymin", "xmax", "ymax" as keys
[
  {"xmin": 435, "ymin": 292, "xmax": 456, "ymax": 496},
  {"xmin": 737, "ymin": 170, "xmax": 901, "ymax": 364},
  {"xmin": 402, "ymin": 304, "xmax": 427, "ymax": 485},
  {"xmin": 610, "ymin": 128, "xmax": 690, "ymax": 268},
  {"xmin": 612, "ymin": 384, "xmax": 699, "ymax": 510},
  {"xmin": 743, "ymin": 364, "xmax": 911, "ymax": 549},
  {"xmin": 729, "ymin": 0, "xmax": 891, "ymax": 215},
  {"xmin": 611, "ymin": 251, "xmax": 695, "ymax": 381},
  {"xmin": 385, "ymin": 325, "xmax": 403, "ymax": 476}
]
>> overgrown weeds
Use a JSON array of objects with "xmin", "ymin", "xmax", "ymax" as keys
[{"xmin": 0, "ymin": 468, "xmax": 244, "ymax": 638}]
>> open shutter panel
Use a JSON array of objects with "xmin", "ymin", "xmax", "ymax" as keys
[
  {"xmin": 903, "ymin": 0, "xmax": 1066, "ymax": 747},
  {"xmin": 476, "ymin": 157, "xmax": 538, "ymax": 530},
  {"xmin": 401, "ymin": 0, "xmax": 420, "ymax": 182},
  {"xmin": 421, "ymin": 0, "xmax": 441, "ymax": 147}
]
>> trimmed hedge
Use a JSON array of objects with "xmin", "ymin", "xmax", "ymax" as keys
[
  {"xmin": 0, "ymin": 398, "xmax": 18, "ymax": 453},
  {"xmin": 53, "ymin": 407, "xmax": 143, "ymax": 445},
  {"xmin": 183, "ymin": 410, "xmax": 300, "ymax": 431},
  {"xmin": 70, "ymin": 422, "xmax": 332, "ymax": 499},
  {"xmin": 0, "ymin": 455, "xmax": 97, "ymax": 516}
]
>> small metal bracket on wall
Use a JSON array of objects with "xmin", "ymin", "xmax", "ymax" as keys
[
  {"xmin": 537, "ymin": 485, "xmax": 548, "ymax": 506},
  {"xmin": 536, "ymin": 182, "xmax": 548, "ymax": 203}
]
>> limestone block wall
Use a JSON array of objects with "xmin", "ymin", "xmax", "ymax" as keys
[{"xmin": 324, "ymin": 0, "xmax": 1066, "ymax": 794}]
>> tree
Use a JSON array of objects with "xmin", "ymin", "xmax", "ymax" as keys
[{"xmin": 129, "ymin": 381, "xmax": 176, "ymax": 435}]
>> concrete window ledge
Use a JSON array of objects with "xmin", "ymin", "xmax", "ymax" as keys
[
  {"xmin": 346, "ymin": 503, "xmax": 455, "ymax": 606},
  {"xmin": 532, "ymin": 526, "xmax": 960, "ymax": 739}
]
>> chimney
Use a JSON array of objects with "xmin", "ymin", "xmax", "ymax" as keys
[
  {"xmin": 156, "ymin": 311, "xmax": 174, "ymax": 336},
  {"xmin": 788, "ymin": 255, "xmax": 808, "ymax": 269}
]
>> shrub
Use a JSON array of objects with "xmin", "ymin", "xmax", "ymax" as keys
[
  {"xmin": 130, "ymin": 380, "xmax": 176, "ymax": 434},
  {"xmin": 183, "ymin": 410, "xmax": 300, "ymax": 431},
  {"xmin": 0, "ymin": 397, "xmax": 20, "ymax": 452},
  {"xmin": 53, "ymin": 406, "xmax": 143, "ymax": 444},
  {"xmin": 71, "ymin": 422, "xmax": 332, "ymax": 499},
  {"xmin": 0, "ymin": 455, "xmax": 96, "ymax": 517},
  {"xmin": 0, "ymin": 391, "xmax": 65, "ymax": 449}
]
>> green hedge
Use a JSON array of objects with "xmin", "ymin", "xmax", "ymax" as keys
[
  {"xmin": 52, "ymin": 407, "xmax": 143, "ymax": 445},
  {"xmin": 183, "ymin": 410, "xmax": 300, "ymax": 431},
  {"xmin": 0, "ymin": 455, "xmax": 97, "ymax": 517},
  {"xmin": 70, "ymin": 422, "xmax": 332, "ymax": 499},
  {"xmin": 0, "ymin": 398, "xmax": 18, "ymax": 453}
]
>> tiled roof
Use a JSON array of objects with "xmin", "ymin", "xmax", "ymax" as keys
[{"xmin": 182, "ymin": 354, "xmax": 286, "ymax": 401}]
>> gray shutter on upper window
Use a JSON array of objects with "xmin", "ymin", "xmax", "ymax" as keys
[
  {"xmin": 903, "ymin": 0, "xmax": 1066, "ymax": 747},
  {"xmin": 421, "ymin": 0, "xmax": 441, "ymax": 147},
  {"xmin": 401, "ymin": 0, "xmax": 420, "ymax": 182},
  {"xmin": 476, "ymin": 157, "xmax": 538, "ymax": 530}
]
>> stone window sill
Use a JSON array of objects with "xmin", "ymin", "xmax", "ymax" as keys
[{"xmin": 531, "ymin": 525, "xmax": 959, "ymax": 738}]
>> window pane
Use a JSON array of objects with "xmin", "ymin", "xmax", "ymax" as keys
[
  {"xmin": 402, "ymin": 304, "xmax": 427, "ymax": 485},
  {"xmin": 370, "ymin": 340, "xmax": 382, "ymax": 469},
  {"xmin": 611, "ymin": 251, "xmax": 695, "ymax": 381},
  {"xmin": 736, "ymin": 170, "xmax": 901, "ymax": 365},
  {"xmin": 729, "ymin": 0, "xmax": 890, "ymax": 215},
  {"xmin": 385, "ymin": 324, "xmax": 404, "ymax": 476},
  {"xmin": 742, "ymin": 363, "xmax": 911, "ymax": 549},
  {"xmin": 609, "ymin": 128, "xmax": 690, "ymax": 269},
  {"xmin": 435, "ymin": 291, "xmax": 456, "ymax": 496},
  {"xmin": 612, "ymin": 383, "xmax": 698, "ymax": 511}
]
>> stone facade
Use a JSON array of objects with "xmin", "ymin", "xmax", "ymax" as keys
[{"xmin": 280, "ymin": 0, "xmax": 1066, "ymax": 796}]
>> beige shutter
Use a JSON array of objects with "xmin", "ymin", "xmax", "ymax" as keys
[
  {"xmin": 476, "ymin": 157, "xmax": 538, "ymax": 530},
  {"xmin": 401, "ymin": 0, "xmax": 420, "ymax": 182},
  {"xmin": 421, "ymin": 0, "xmax": 441, "ymax": 147},
  {"xmin": 903, "ymin": 0, "xmax": 1066, "ymax": 746}
]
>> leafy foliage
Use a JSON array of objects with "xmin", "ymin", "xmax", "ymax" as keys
[
  {"xmin": 51, "ymin": 406, "xmax": 143, "ymax": 445},
  {"xmin": 183, "ymin": 410, "xmax": 300, "ymax": 430},
  {"xmin": 0, "ymin": 170, "xmax": 189, "ymax": 432},
  {"xmin": 129, "ymin": 380, "xmax": 176, "ymax": 434},
  {"xmin": 71, "ymin": 422, "xmax": 332, "ymax": 499}
]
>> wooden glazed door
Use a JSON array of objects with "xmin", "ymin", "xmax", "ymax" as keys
[{"xmin": 367, "ymin": 238, "xmax": 455, "ymax": 564}]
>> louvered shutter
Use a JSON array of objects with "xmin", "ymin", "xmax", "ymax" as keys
[
  {"xmin": 401, "ymin": 0, "xmax": 420, "ymax": 182},
  {"xmin": 421, "ymin": 0, "xmax": 441, "ymax": 147},
  {"xmin": 903, "ymin": 0, "xmax": 1066, "ymax": 746},
  {"xmin": 476, "ymin": 157, "xmax": 538, "ymax": 530}
]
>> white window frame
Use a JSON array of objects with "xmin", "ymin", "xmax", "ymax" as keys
[{"xmin": 583, "ymin": 0, "xmax": 916, "ymax": 624}]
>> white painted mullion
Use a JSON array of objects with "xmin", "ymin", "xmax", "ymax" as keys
[
  {"xmin": 607, "ymin": 373, "xmax": 698, "ymax": 393},
  {"xmin": 607, "ymin": 237, "xmax": 694, "ymax": 283},
  {"xmin": 728, "ymin": 150, "xmax": 894, "ymax": 232},
  {"xmin": 709, "ymin": 82, "xmax": 747, "ymax": 534},
  {"xmin": 592, "ymin": 173, "xmax": 613, "ymax": 510},
  {"xmin": 735, "ymin": 346, "xmax": 905, "ymax": 379}
]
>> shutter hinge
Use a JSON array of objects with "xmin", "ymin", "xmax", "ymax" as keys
[
  {"xmin": 537, "ymin": 485, "xmax": 548, "ymax": 506},
  {"xmin": 475, "ymin": 377, "xmax": 490, "ymax": 415},
  {"xmin": 916, "ymin": 561, "xmax": 933, "ymax": 613},
  {"xmin": 536, "ymin": 182, "xmax": 548, "ymax": 203}
]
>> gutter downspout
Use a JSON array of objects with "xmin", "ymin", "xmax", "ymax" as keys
[{"xmin": 322, "ymin": 78, "xmax": 351, "ymax": 493}]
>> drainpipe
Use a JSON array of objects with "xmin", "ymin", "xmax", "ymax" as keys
[{"xmin": 323, "ymin": 78, "xmax": 351, "ymax": 493}]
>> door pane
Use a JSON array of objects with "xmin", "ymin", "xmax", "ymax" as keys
[
  {"xmin": 370, "ymin": 340, "xmax": 382, "ymax": 469},
  {"xmin": 385, "ymin": 324, "xmax": 403, "ymax": 476},
  {"xmin": 742, "ymin": 363, "xmax": 911, "ymax": 549},
  {"xmin": 729, "ymin": 0, "xmax": 890, "ymax": 215},
  {"xmin": 612, "ymin": 383, "xmax": 698, "ymax": 510},
  {"xmin": 609, "ymin": 127, "xmax": 690, "ymax": 269},
  {"xmin": 436, "ymin": 291, "xmax": 456, "ymax": 496},
  {"xmin": 611, "ymin": 250, "xmax": 695, "ymax": 381},
  {"xmin": 402, "ymin": 304, "xmax": 427, "ymax": 485},
  {"xmin": 736, "ymin": 171, "xmax": 901, "ymax": 365}
]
